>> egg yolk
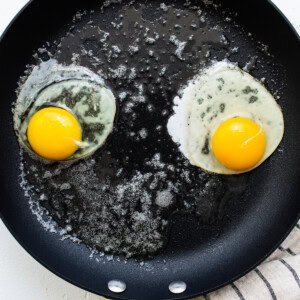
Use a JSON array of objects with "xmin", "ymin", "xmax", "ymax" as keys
[
  {"xmin": 27, "ymin": 107, "xmax": 82, "ymax": 161},
  {"xmin": 212, "ymin": 117, "xmax": 266, "ymax": 171}
]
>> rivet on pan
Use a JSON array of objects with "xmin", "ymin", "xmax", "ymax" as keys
[
  {"xmin": 108, "ymin": 280, "xmax": 126, "ymax": 293},
  {"xmin": 168, "ymin": 281, "xmax": 187, "ymax": 294}
]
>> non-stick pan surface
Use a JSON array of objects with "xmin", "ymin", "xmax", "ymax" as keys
[{"xmin": 0, "ymin": 0, "xmax": 300, "ymax": 299}]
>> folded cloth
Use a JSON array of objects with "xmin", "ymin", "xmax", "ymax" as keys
[{"xmin": 195, "ymin": 221, "xmax": 300, "ymax": 300}]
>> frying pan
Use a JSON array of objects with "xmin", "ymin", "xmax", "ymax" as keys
[{"xmin": 0, "ymin": 0, "xmax": 300, "ymax": 299}]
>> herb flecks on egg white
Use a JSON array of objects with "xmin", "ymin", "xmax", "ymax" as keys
[
  {"xmin": 167, "ymin": 61, "xmax": 284, "ymax": 175},
  {"xmin": 13, "ymin": 60, "xmax": 116, "ymax": 162}
]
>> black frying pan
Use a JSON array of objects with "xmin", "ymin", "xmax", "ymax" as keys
[{"xmin": 0, "ymin": 0, "xmax": 300, "ymax": 299}]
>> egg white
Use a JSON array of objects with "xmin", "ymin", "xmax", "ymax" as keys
[
  {"xmin": 167, "ymin": 61, "xmax": 284, "ymax": 174},
  {"xmin": 14, "ymin": 59, "xmax": 116, "ymax": 162}
]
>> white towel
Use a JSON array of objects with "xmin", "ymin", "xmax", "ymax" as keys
[{"xmin": 194, "ymin": 221, "xmax": 300, "ymax": 300}]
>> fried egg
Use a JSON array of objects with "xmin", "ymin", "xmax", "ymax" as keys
[
  {"xmin": 167, "ymin": 61, "xmax": 284, "ymax": 174},
  {"xmin": 13, "ymin": 59, "xmax": 116, "ymax": 162}
]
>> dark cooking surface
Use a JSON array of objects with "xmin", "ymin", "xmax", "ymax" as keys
[
  {"xmin": 20, "ymin": 0, "xmax": 270, "ymax": 258},
  {"xmin": 0, "ymin": 0, "xmax": 300, "ymax": 299},
  {"xmin": 21, "ymin": 0, "xmax": 283, "ymax": 258}
]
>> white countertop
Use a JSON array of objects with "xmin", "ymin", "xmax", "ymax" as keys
[{"xmin": 0, "ymin": 1, "xmax": 299, "ymax": 299}]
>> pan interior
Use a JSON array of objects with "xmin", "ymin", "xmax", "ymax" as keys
[{"xmin": 1, "ymin": 0, "xmax": 300, "ymax": 299}]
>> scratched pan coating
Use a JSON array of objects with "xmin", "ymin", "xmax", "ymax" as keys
[{"xmin": 0, "ymin": 0, "xmax": 300, "ymax": 299}]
